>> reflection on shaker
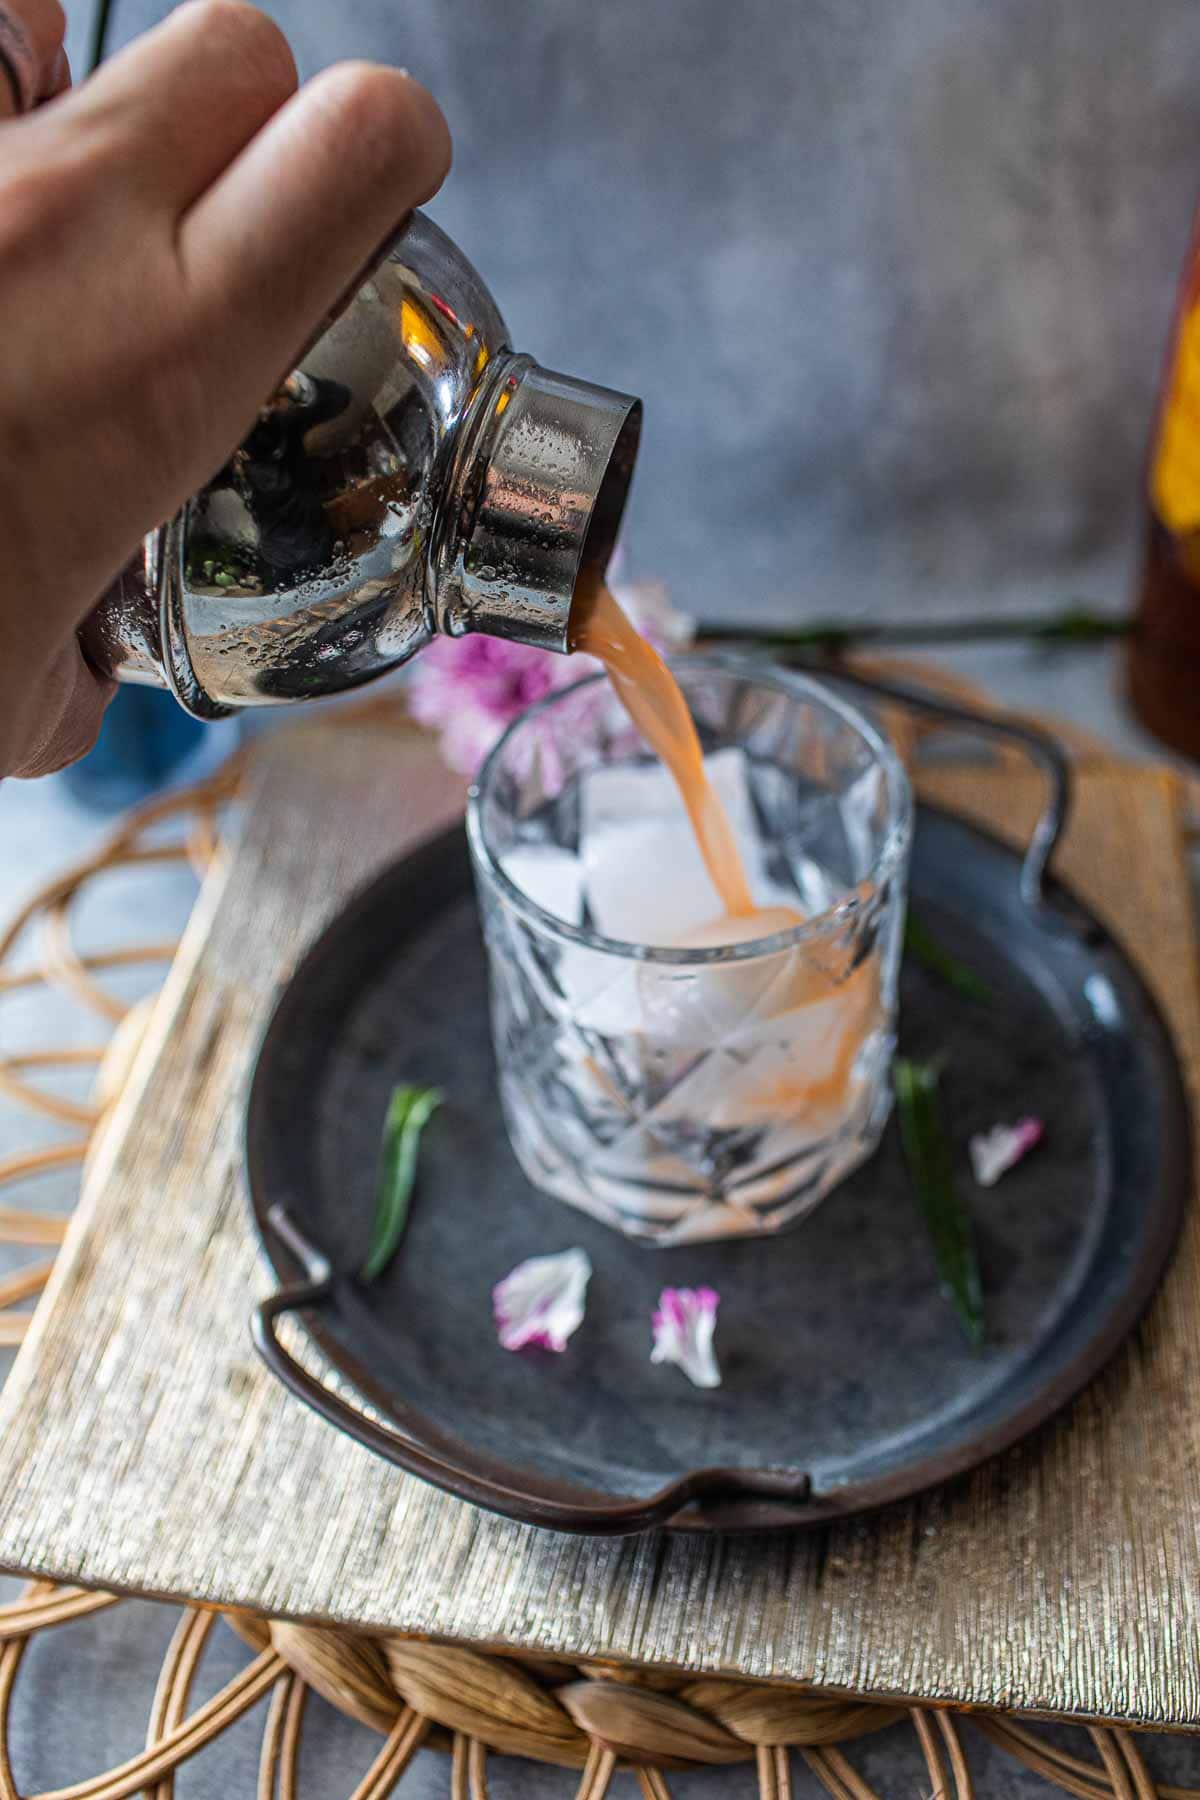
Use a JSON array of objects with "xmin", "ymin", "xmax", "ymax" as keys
[{"xmin": 239, "ymin": 375, "xmax": 351, "ymax": 581}]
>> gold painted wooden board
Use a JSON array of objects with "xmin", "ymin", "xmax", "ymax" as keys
[{"xmin": 0, "ymin": 720, "xmax": 1197, "ymax": 1728}]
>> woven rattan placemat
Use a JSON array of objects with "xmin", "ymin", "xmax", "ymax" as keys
[{"xmin": 0, "ymin": 716, "xmax": 1195, "ymax": 1728}]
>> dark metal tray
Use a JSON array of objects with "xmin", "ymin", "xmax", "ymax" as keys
[{"xmin": 246, "ymin": 700, "xmax": 1189, "ymax": 1535}]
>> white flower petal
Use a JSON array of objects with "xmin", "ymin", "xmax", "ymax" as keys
[
  {"xmin": 493, "ymin": 1249, "xmax": 592, "ymax": 1353},
  {"xmin": 650, "ymin": 1287, "xmax": 721, "ymax": 1388},
  {"xmin": 969, "ymin": 1118, "xmax": 1044, "ymax": 1188}
]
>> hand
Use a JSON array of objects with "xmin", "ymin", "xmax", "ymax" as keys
[{"xmin": 0, "ymin": 0, "xmax": 450, "ymax": 778}]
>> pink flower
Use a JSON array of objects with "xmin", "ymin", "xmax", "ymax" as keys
[
  {"xmin": 493, "ymin": 1249, "xmax": 592, "ymax": 1353},
  {"xmin": 409, "ymin": 634, "xmax": 583, "ymax": 775},
  {"xmin": 968, "ymin": 1118, "xmax": 1044, "ymax": 1188},
  {"xmin": 650, "ymin": 1287, "xmax": 721, "ymax": 1388},
  {"xmin": 408, "ymin": 574, "xmax": 691, "ymax": 776}
]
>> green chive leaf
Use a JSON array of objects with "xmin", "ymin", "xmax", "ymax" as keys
[
  {"xmin": 894, "ymin": 1058, "xmax": 985, "ymax": 1348},
  {"xmin": 360, "ymin": 1085, "xmax": 443, "ymax": 1284},
  {"xmin": 904, "ymin": 912, "xmax": 991, "ymax": 1004}
]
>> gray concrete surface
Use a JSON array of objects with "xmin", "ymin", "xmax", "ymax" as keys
[{"xmin": 73, "ymin": 0, "xmax": 1200, "ymax": 630}]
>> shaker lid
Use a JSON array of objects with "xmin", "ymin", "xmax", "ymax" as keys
[{"xmin": 435, "ymin": 355, "xmax": 642, "ymax": 653}]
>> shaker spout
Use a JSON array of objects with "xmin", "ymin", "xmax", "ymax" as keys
[{"xmin": 432, "ymin": 355, "xmax": 642, "ymax": 655}]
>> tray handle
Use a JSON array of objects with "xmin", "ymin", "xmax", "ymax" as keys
[
  {"xmin": 795, "ymin": 662, "xmax": 1072, "ymax": 913},
  {"xmin": 253, "ymin": 1204, "xmax": 817, "ymax": 1535}
]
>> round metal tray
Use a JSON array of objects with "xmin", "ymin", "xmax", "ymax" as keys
[{"xmin": 246, "ymin": 779, "xmax": 1189, "ymax": 1535}]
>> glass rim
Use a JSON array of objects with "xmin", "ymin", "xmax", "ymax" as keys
[{"xmin": 466, "ymin": 651, "xmax": 913, "ymax": 966}]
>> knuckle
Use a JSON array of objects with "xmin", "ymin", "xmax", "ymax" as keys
[
  {"xmin": 184, "ymin": 0, "xmax": 296, "ymax": 99},
  {"xmin": 0, "ymin": 114, "xmax": 119, "ymax": 258},
  {"xmin": 308, "ymin": 60, "xmax": 392, "ymax": 131},
  {"xmin": 309, "ymin": 62, "xmax": 451, "ymax": 188},
  {"xmin": 36, "ymin": 0, "xmax": 67, "ymax": 51},
  {"xmin": 14, "ymin": 0, "xmax": 67, "ymax": 58},
  {"xmin": 0, "ymin": 158, "xmax": 72, "ymax": 257}
]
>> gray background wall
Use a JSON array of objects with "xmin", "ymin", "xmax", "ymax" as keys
[{"xmin": 76, "ymin": 0, "xmax": 1200, "ymax": 624}]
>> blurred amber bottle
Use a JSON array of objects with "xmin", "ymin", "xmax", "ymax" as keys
[{"xmin": 1130, "ymin": 225, "xmax": 1200, "ymax": 757}]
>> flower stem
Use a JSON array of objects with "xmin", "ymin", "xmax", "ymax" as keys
[{"xmin": 698, "ymin": 604, "xmax": 1132, "ymax": 657}]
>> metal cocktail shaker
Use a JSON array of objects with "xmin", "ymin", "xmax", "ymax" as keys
[{"xmin": 80, "ymin": 212, "xmax": 642, "ymax": 719}]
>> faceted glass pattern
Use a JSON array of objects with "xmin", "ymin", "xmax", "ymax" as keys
[{"xmin": 468, "ymin": 660, "xmax": 912, "ymax": 1246}]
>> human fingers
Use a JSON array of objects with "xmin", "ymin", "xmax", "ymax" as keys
[
  {"xmin": 63, "ymin": 0, "xmax": 297, "ymax": 210},
  {"xmin": 7, "ymin": 639, "xmax": 114, "ymax": 779},
  {"xmin": 0, "ymin": 0, "xmax": 65, "ymax": 118},
  {"xmin": 179, "ymin": 60, "xmax": 450, "ymax": 405}
]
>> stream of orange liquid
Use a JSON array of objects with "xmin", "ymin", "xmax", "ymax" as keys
[
  {"xmin": 571, "ymin": 584, "xmax": 874, "ymax": 1116},
  {"xmin": 573, "ymin": 584, "xmax": 803, "ymax": 935}
]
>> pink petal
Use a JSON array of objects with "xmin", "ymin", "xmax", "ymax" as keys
[
  {"xmin": 408, "ymin": 636, "xmax": 572, "ymax": 775},
  {"xmin": 493, "ymin": 1249, "xmax": 592, "ymax": 1353},
  {"xmin": 650, "ymin": 1286, "xmax": 721, "ymax": 1388},
  {"xmin": 407, "ymin": 573, "xmax": 694, "ymax": 776},
  {"xmin": 968, "ymin": 1117, "xmax": 1044, "ymax": 1188}
]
